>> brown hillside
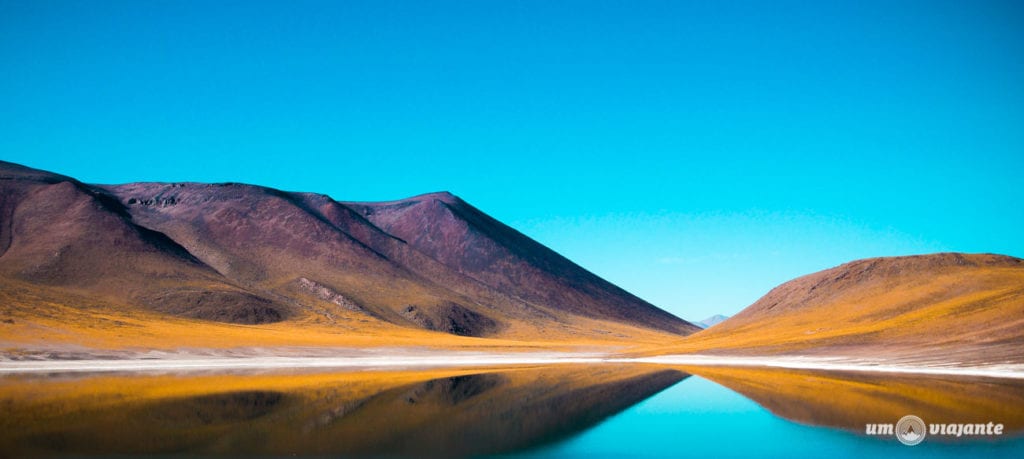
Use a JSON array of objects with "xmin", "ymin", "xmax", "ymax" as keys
[{"xmin": 664, "ymin": 253, "xmax": 1024, "ymax": 363}]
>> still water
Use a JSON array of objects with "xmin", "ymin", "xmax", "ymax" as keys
[{"xmin": 1, "ymin": 364, "xmax": 1022, "ymax": 457}]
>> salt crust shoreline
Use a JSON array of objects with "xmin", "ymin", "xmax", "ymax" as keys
[{"xmin": 2, "ymin": 351, "xmax": 1022, "ymax": 379}]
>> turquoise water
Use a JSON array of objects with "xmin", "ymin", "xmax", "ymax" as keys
[{"xmin": 522, "ymin": 376, "xmax": 1024, "ymax": 458}]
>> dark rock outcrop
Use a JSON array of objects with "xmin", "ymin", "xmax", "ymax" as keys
[{"xmin": 400, "ymin": 303, "xmax": 500, "ymax": 337}]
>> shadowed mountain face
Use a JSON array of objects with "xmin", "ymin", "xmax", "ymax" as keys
[
  {"xmin": 0, "ymin": 365, "xmax": 688, "ymax": 457},
  {"xmin": 675, "ymin": 253, "xmax": 1024, "ymax": 363},
  {"xmin": 0, "ymin": 160, "xmax": 697, "ymax": 340}
]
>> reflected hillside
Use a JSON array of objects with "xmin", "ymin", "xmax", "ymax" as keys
[
  {"xmin": 683, "ymin": 366, "xmax": 1024, "ymax": 440},
  {"xmin": 0, "ymin": 365, "xmax": 686, "ymax": 457}
]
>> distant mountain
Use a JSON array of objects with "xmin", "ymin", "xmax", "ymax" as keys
[
  {"xmin": 674, "ymin": 253, "xmax": 1024, "ymax": 363},
  {"xmin": 695, "ymin": 314, "xmax": 729, "ymax": 329},
  {"xmin": 0, "ymin": 160, "xmax": 698, "ymax": 350}
]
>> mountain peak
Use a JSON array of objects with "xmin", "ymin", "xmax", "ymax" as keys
[
  {"xmin": 345, "ymin": 191, "xmax": 699, "ymax": 335},
  {"xmin": 347, "ymin": 191, "xmax": 462, "ymax": 207}
]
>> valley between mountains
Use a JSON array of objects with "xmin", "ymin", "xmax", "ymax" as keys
[{"xmin": 2, "ymin": 160, "xmax": 1021, "ymax": 371}]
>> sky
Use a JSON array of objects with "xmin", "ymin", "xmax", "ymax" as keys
[{"xmin": 2, "ymin": 0, "xmax": 1022, "ymax": 321}]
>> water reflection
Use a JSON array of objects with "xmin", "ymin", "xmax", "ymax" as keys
[
  {"xmin": 0, "ymin": 365, "xmax": 686, "ymax": 457},
  {"xmin": 682, "ymin": 366, "xmax": 1024, "ymax": 439},
  {"xmin": 1, "ymin": 364, "xmax": 1023, "ymax": 457}
]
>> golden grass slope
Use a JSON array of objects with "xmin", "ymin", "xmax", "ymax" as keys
[
  {"xmin": 0, "ymin": 277, "xmax": 686, "ymax": 355},
  {"xmin": 657, "ymin": 253, "xmax": 1024, "ymax": 363}
]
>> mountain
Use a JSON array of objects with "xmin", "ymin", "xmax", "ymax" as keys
[
  {"xmin": 0, "ymin": 160, "xmax": 698, "ymax": 352},
  {"xmin": 695, "ymin": 314, "xmax": 729, "ymax": 329},
  {"xmin": 669, "ymin": 253, "xmax": 1024, "ymax": 363}
]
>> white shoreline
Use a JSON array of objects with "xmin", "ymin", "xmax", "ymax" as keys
[
  {"xmin": 1, "ymin": 352, "xmax": 1023, "ymax": 379},
  {"xmin": 624, "ymin": 354, "xmax": 1024, "ymax": 380},
  {"xmin": 0, "ymin": 353, "xmax": 608, "ymax": 373}
]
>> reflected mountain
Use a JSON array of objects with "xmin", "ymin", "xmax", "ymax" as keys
[
  {"xmin": 0, "ymin": 365, "xmax": 686, "ymax": 457},
  {"xmin": 683, "ymin": 366, "xmax": 1024, "ymax": 440}
]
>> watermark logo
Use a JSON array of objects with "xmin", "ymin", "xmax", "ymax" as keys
[
  {"xmin": 895, "ymin": 415, "xmax": 926, "ymax": 446},
  {"xmin": 866, "ymin": 415, "xmax": 1004, "ymax": 445}
]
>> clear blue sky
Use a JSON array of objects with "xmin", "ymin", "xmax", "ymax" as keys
[{"xmin": 3, "ymin": 0, "xmax": 1022, "ymax": 320}]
